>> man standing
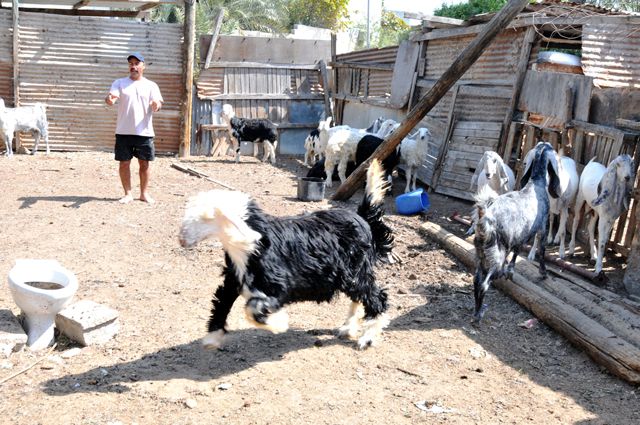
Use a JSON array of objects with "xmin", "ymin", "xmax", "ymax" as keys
[{"xmin": 105, "ymin": 52, "xmax": 163, "ymax": 204}]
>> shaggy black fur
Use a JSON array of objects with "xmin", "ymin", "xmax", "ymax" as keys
[
  {"xmin": 307, "ymin": 157, "xmax": 357, "ymax": 181},
  {"xmin": 207, "ymin": 182, "xmax": 394, "ymax": 339}
]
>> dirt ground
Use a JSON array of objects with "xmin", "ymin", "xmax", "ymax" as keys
[{"xmin": 0, "ymin": 151, "xmax": 638, "ymax": 425}]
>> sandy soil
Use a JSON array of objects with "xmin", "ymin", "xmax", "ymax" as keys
[{"xmin": 0, "ymin": 151, "xmax": 638, "ymax": 425}]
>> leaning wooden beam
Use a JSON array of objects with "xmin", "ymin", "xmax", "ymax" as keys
[
  {"xmin": 332, "ymin": 0, "xmax": 530, "ymax": 201},
  {"xmin": 421, "ymin": 221, "xmax": 640, "ymax": 384},
  {"xmin": 204, "ymin": 8, "xmax": 224, "ymax": 69}
]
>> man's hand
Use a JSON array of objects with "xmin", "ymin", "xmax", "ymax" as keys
[
  {"xmin": 105, "ymin": 93, "xmax": 119, "ymax": 106},
  {"xmin": 150, "ymin": 100, "xmax": 162, "ymax": 112}
]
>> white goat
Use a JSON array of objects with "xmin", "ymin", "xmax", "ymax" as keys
[
  {"xmin": 568, "ymin": 155, "xmax": 635, "ymax": 273},
  {"xmin": 0, "ymin": 98, "xmax": 50, "ymax": 157},
  {"xmin": 525, "ymin": 148, "xmax": 579, "ymax": 259},
  {"xmin": 470, "ymin": 151, "xmax": 515, "ymax": 195},
  {"xmin": 375, "ymin": 119, "xmax": 400, "ymax": 138},
  {"xmin": 467, "ymin": 151, "xmax": 515, "ymax": 235},
  {"xmin": 399, "ymin": 127, "xmax": 432, "ymax": 193}
]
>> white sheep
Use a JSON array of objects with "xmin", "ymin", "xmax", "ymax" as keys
[
  {"xmin": 399, "ymin": 127, "xmax": 432, "ymax": 193},
  {"xmin": 0, "ymin": 98, "xmax": 50, "ymax": 157},
  {"xmin": 525, "ymin": 148, "xmax": 579, "ymax": 259},
  {"xmin": 568, "ymin": 155, "xmax": 635, "ymax": 273},
  {"xmin": 323, "ymin": 127, "xmax": 368, "ymax": 187}
]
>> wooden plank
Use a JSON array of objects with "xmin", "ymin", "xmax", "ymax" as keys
[
  {"xmin": 431, "ymin": 85, "xmax": 460, "ymax": 189},
  {"xmin": 388, "ymin": 40, "xmax": 421, "ymax": 108},
  {"xmin": 617, "ymin": 119, "xmax": 640, "ymax": 132},
  {"xmin": 12, "ymin": 0, "xmax": 21, "ymax": 151},
  {"xmin": 499, "ymin": 26, "xmax": 535, "ymax": 156},
  {"xmin": 519, "ymin": 71, "xmax": 593, "ymax": 122},
  {"xmin": 434, "ymin": 185, "xmax": 475, "ymax": 201},
  {"xmin": 179, "ymin": 0, "xmax": 195, "ymax": 157},
  {"xmin": 203, "ymin": 8, "xmax": 224, "ymax": 69},
  {"xmin": 330, "ymin": 61, "xmax": 394, "ymax": 72},
  {"xmin": 202, "ymin": 93, "xmax": 324, "ymax": 100},
  {"xmin": 318, "ymin": 60, "xmax": 332, "ymax": 119}
]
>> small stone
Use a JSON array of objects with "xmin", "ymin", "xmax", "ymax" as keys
[
  {"xmin": 216, "ymin": 383, "xmax": 232, "ymax": 391},
  {"xmin": 185, "ymin": 398, "xmax": 197, "ymax": 409},
  {"xmin": 60, "ymin": 347, "xmax": 83, "ymax": 358}
]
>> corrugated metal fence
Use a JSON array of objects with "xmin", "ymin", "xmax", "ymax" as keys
[{"xmin": 2, "ymin": 10, "xmax": 184, "ymax": 154}]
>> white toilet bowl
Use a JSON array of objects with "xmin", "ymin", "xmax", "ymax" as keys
[{"xmin": 7, "ymin": 259, "xmax": 78, "ymax": 350}]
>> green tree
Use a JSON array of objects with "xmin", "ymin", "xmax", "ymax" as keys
[
  {"xmin": 151, "ymin": 0, "xmax": 289, "ymax": 35},
  {"xmin": 585, "ymin": 0, "xmax": 640, "ymax": 12},
  {"xmin": 434, "ymin": 0, "xmax": 507, "ymax": 20},
  {"xmin": 286, "ymin": 0, "xmax": 351, "ymax": 31},
  {"xmin": 378, "ymin": 10, "xmax": 411, "ymax": 48}
]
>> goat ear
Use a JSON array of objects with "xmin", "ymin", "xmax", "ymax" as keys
[
  {"xmin": 546, "ymin": 152, "xmax": 561, "ymax": 198},
  {"xmin": 470, "ymin": 156, "xmax": 486, "ymax": 189},
  {"xmin": 520, "ymin": 149, "xmax": 536, "ymax": 188}
]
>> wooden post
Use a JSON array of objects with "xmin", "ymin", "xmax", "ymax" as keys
[
  {"xmin": 430, "ymin": 84, "xmax": 459, "ymax": 191},
  {"xmin": 332, "ymin": 0, "xmax": 531, "ymax": 201},
  {"xmin": 179, "ymin": 0, "xmax": 196, "ymax": 158},
  {"xmin": 318, "ymin": 60, "xmax": 332, "ymax": 120},
  {"xmin": 204, "ymin": 8, "xmax": 224, "ymax": 70},
  {"xmin": 12, "ymin": 0, "xmax": 21, "ymax": 152},
  {"xmin": 497, "ymin": 26, "xmax": 536, "ymax": 156}
]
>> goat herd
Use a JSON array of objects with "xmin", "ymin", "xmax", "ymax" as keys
[{"xmin": 1, "ymin": 100, "xmax": 636, "ymax": 350}]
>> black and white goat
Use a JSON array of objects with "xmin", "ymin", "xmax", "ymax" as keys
[
  {"xmin": 221, "ymin": 104, "xmax": 278, "ymax": 164},
  {"xmin": 525, "ymin": 148, "xmax": 579, "ymax": 259},
  {"xmin": 303, "ymin": 129, "xmax": 320, "ymax": 166},
  {"xmin": 568, "ymin": 154, "xmax": 635, "ymax": 274},
  {"xmin": 0, "ymin": 98, "xmax": 50, "ymax": 157},
  {"xmin": 179, "ymin": 159, "xmax": 394, "ymax": 350},
  {"xmin": 472, "ymin": 142, "xmax": 560, "ymax": 322}
]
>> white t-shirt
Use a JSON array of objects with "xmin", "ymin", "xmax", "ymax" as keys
[{"xmin": 109, "ymin": 77, "xmax": 163, "ymax": 137}]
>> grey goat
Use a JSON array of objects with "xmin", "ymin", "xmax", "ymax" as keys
[{"xmin": 472, "ymin": 142, "xmax": 560, "ymax": 322}]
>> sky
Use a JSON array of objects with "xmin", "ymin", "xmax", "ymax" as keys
[{"xmin": 348, "ymin": 0, "xmax": 455, "ymax": 22}]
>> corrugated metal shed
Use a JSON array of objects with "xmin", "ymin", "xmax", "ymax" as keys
[
  {"xmin": 0, "ymin": 11, "xmax": 13, "ymax": 104},
  {"xmin": 7, "ymin": 10, "xmax": 184, "ymax": 153},
  {"xmin": 582, "ymin": 20, "xmax": 640, "ymax": 88}
]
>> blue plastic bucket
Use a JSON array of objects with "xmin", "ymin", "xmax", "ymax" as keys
[{"xmin": 395, "ymin": 188, "xmax": 430, "ymax": 215}]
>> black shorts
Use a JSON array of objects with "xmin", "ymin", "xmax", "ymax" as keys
[{"xmin": 114, "ymin": 134, "xmax": 155, "ymax": 161}]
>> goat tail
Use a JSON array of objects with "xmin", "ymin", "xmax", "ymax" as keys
[{"xmin": 358, "ymin": 159, "xmax": 394, "ymax": 261}]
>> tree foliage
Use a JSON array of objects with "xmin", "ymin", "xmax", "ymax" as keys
[
  {"xmin": 286, "ymin": 0, "xmax": 350, "ymax": 31},
  {"xmin": 434, "ymin": 0, "xmax": 507, "ymax": 20}
]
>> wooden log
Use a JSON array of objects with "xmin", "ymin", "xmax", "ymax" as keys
[
  {"xmin": 332, "ymin": 0, "xmax": 531, "ymax": 201},
  {"xmin": 179, "ymin": 0, "xmax": 196, "ymax": 158},
  {"xmin": 420, "ymin": 221, "xmax": 640, "ymax": 384},
  {"xmin": 12, "ymin": 0, "xmax": 21, "ymax": 152}
]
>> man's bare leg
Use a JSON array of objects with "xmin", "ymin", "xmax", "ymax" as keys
[
  {"xmin": 138, "ymin": 159, "xmax": 154, "ymax": 204},
  {"xmin": 118, "ymin": 160, "xmax": 134, "ymax": 204}
]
